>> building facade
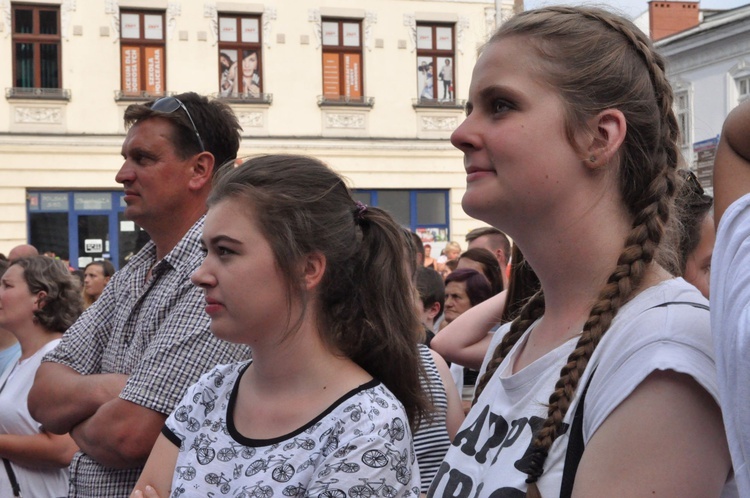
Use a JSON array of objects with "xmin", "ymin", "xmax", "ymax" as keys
[
  {"xmin": 0, "ymin": 0, "xmax": 505, "ymax": 268},
  {"xmin": 656, "ymin": 3, "xmax": 750, "ymax": 193}
]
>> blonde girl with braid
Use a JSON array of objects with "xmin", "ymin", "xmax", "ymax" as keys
[{"xmin": 427, "ymin": 7, "xmax": 735, "ymax": 498}]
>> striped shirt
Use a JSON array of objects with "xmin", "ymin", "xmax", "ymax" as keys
[
  {"xmin": 43, "ymin": 216, "xmax": 251, "ymax": 497},
  {"xmin": 415, "ymin": 344, "xmax": 452, "ymax": 492}
]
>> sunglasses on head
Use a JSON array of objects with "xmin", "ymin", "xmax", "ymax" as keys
[
  {"xmin": 150, "ymin": 96, "xmax": 206, "ymax": 153},
  {"xmin": 678, "ymin": 169, "xmax": 704, "ymax": 196}
]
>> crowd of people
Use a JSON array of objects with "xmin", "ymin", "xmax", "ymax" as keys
[{"xmin": 0, "ymin": 6, "xmax": 749, "ymax": 497}]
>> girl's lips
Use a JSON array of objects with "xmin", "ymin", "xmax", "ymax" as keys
[{"xmin": 466, "ymin": 167, "xmax": 495, "ymax": 183}]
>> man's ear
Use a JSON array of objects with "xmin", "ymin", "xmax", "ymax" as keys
[
  {"xmin": 584, "ymin": 109, "xmax": 627, "ymax": 169},
  {"xmin": 426, "ymin": 301, "xmax": 441, "ymax": 321},
  {"xmin": 188, "ymin": 152, "xmax": 216, "ymax": 191},
  {"xmin": 302, "ymin": 252, "xmax": 327, "ymax": 291}
]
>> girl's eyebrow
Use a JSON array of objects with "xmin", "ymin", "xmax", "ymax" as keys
[{"xmin": 204, "ymin": 234, "xmax": 243, "ymax": 246}]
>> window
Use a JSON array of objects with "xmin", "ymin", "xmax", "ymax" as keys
[
  {"xmin": 416, "ymin": 23, "xmax": 454, "ymax": 102},
  {"xmin": 674, "ymin": 90, "xmax": 691, "ymax": 148},
  {"xmin": 738, "ymin": 75, "xmax": 750, "ymax": 104},
  {"xmin": 218, "ymin": 14, "xmax": 263, "ymax": 99},
  {"xmin": 353, "ymin": 189, "xmax": 449, "ymax": 231},
  {"xmin": 321, "ymin": 18, "xmax": 364, "ymax": 103},
  {"xmin": 120, "ymin": 10, "xmax": 165, "ymax": 98},
  {"xmin": 12, "ymin": 4, "xmax": 61, "ymax": 90}
]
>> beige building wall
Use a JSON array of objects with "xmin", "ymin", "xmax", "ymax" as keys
[{"xmin": 0, "ymin": 0, "xmax": 504, "ymax": 258}]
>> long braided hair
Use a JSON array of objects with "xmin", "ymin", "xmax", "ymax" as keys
[{"xmin": 471, "ymin": 7, "xmax": 680, "ymax": 495}]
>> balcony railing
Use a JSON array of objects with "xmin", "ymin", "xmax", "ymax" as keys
[
  {"xmin": 215, "ymin": 92, "xmax": 273, "ymax": 105},
  {"xmin": 114, "ymin": 90, "xmax": 171, "ymax": 101},
  {"xmin": 412, "ymin": 97, "xmax": 465, "ymax": 109},
  {"xmin": 6, "ymin": 87, "xmax": 71, "ymax": 100},
  {"xmin": 318, "ymin": 95, "xmax": 375, "ymax": 108}
]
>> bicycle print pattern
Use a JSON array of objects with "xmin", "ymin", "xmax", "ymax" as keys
[{"xmin": 164, "ymin": 362, "xmax": 421, "ymax": 497}]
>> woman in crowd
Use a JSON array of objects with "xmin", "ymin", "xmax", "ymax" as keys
[
  {"xmin": 0, "ymin": 256, "xmax": 82, "ymax": 497},
  {"xmin": 431, "ymin": 245, "xmax": 539, "ymax": 372},
  {"xmin": 428, "ymin": 6, "xmax": 733, "ymax": 497},
  {"xmin": 440, "ymin": 269, "xmax": 492, "ymax": 333},
  {"xmin": 82, "ymin": 260, "xmax": 115, "ymax": 310},
  {"xmin": 456, "ymin": 248, "xmax": 504, "ymax": 295},
  {"xmin": 131, "ymin": 155, "xmax": 427, "ymax": 498},
  {"xmin": 675, "ymin": 169, "xmax": 714, "ymax": 299}
]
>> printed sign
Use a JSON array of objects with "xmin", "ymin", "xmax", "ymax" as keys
[
  {"xmin": 323, "ymin": 53, "xmax": 340, "ymax": 97},
  {"xmin": 241, "ymin": 18, "xmax": 259, "ymax": 43},
  {"xmin": 121, "ymin": 13, "xmax": 140, "ymax": 39},
  {"xmin": 144, "ymin": 14, "xmax": 163, "ymax": 40},
  {"xmin": 219, "ymin": 17, "xmax": 238, "ymax": 42},
  {"xmin": 417, "ymin": 26, "xmax": 432, "ymax": 49},
  {"xmin": 122, "ymin": 46, "xmax": 140, "ymax": 93},
  {"xmin": 145, "ymin": 46, "xmax": 164, "ymax": 94},
  {"xmin": 343, "ymin": 53, "xmax": 361, "ymax": 98},
  {"xmin": 85, "ymin": 239, "xmax": 103, "ymax": 254},
  {"xmin": 322, "ymin": 22, "xmax": 339, "ymax": 46},
  {"xmin": 343, "ymin": 23, "xmax": 360, "ymax": 47}
]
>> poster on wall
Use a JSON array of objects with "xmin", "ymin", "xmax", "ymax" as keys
[
  {"xmin": 240, "ymin": 50, "xmax": 261, "ymax": 97},
  {"xmin": 121, "ymin": 46, "xmax": 140, "ymax": 93},
  {"xmin": 145, "ymin": 46, "xmax": 164, "ymax": 94},
  {"xmin": 417, "ymin": 56, "xmax": 434, "ymax": 99},
  {"xmin": 323, "ymin": 53, "xmax": 340, "ymax": 97},
  {"xmin": 417, "ymin": 227, "xmax": 449, "ymax": 260},
  {"xmin": 437, "ymin": 57, "xmax": 454, "ymax": 101},
  {"xmin": 219, "ymin": 49, "xmax": 238, "ymax": 97},
  {"xmin": 343, "ymin": 53, "xmax": 361, "ymax": 98}
]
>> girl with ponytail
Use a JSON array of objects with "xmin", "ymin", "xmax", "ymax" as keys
[
  {"xmin": 428, "ymin": 6, "xmax": 734, "ymax": 497},
  {"xmin": 132, "ymin": 155, "xmax": 427, "ymax": 498}
]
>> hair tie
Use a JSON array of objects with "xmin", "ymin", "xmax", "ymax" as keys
[{"xmin": 354, "ymin": 201, "xmax": 368, "ymax": 221}]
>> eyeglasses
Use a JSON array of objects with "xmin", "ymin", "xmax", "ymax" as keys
[{"xmin": 150, "ymin": 96, "xmax": 205, "ymax": 152}]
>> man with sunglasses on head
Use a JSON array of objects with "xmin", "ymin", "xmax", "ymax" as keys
[{"xmin": 28, "ymin": 92, "xmax": 250, "ymax": 497}]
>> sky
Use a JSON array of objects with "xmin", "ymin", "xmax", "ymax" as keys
[{"xmin": 524, "ymin": 0, "xmax": 749, "ymax": 19}]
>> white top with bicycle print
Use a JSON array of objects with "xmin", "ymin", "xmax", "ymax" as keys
[{"xmin": 163, "ymin": 361, "xmax": 421, "ymax": 498}]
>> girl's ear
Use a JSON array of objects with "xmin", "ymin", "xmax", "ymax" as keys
[
  {"xmin": 584, "ymin": 109, "xmax": 627, "ymax": 169},
  {"xmin": 301, "ymin": 252, "xmax": 327, "ymax": 291}
]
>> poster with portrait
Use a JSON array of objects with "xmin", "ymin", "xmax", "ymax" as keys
[
  {"xmin": 240, "ymin": 50, "xmax": 261, "ymax": 97},
  {"xmin": 437, "ymin": 57, "xmax": 454, "ymax": 101},
  {"xmin": 219, "ymin": 49, "xmax": 238, "ymax": 97},
  {"xmin": 417, "ymin": 227, "xmax": 448, "ymax": 260},
  {"xmin": 417, "ymin": 56, "xmax": 434, "ymax": 100}
]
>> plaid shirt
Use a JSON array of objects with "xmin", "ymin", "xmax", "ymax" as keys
[{"xmin": 44, "ymin": 216, "xmax": 251, "ymax": 497}]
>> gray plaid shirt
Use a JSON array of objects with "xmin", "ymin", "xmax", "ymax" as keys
[{"xmin": 43, "ymin": 216, "xmax": 251, "ymax": 497}]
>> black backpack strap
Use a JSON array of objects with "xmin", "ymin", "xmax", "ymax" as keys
[
  {"xmin": 3, "ymin": 458, "xmax": 21, "ymax": 497},
  {"xmin": 559, "ymin": 300, "xmax": 708, "ymax": 497},
  {"xmin": 560, "ymin": 366, "xmax": 595, "ymax": 498}
]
